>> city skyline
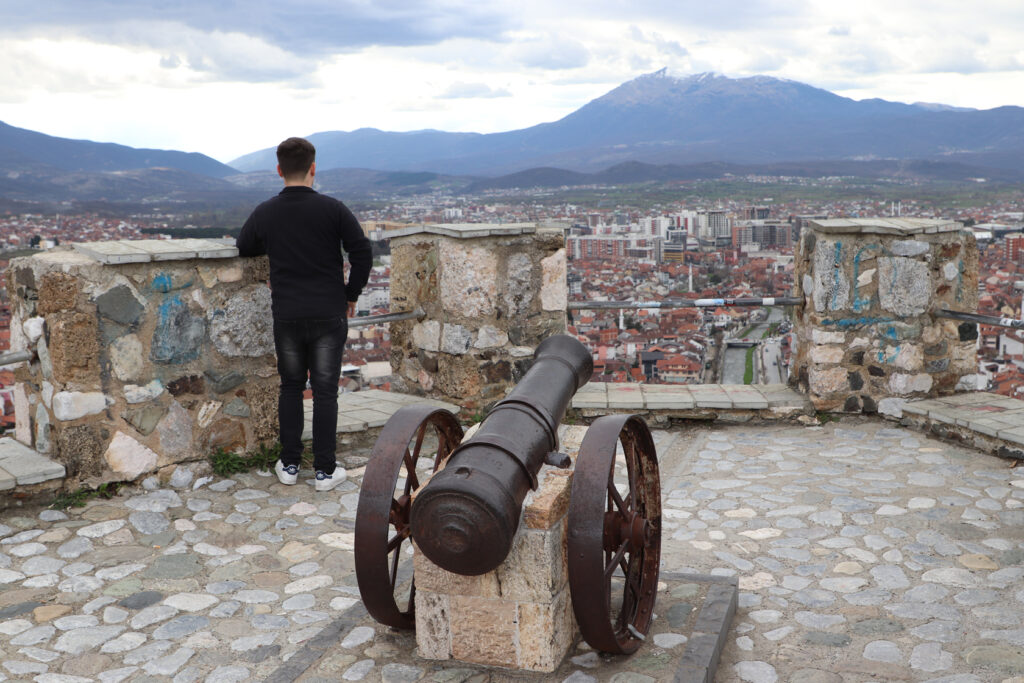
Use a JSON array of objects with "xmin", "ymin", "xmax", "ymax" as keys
[{"xmin": 1, "ymin": 1, "xmax": 1023, "ymax": 163}]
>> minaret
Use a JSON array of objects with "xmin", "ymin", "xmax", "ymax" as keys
[{"xmin": 688, "ymin": 265, "xmax": 693, "ymax": 293}]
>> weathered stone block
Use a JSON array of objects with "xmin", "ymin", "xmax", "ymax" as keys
[
  {"xmin": 109, "ymin": 334, "xmax": 144, "ymax": 382},
  {"xmin": 889, "ymin": 373, "xmax": 933, "ymax": 395},
  {"xmin": 208, "ymin": 286, "xmax": 274, "ymax": 357},
  {"xmin": 35, "ymin": 403, "xmax": 51, "ymax": 454},
  {"xmin": 440, "ymin": 243, "xmax": 497, "ymax": 318},
  {"xmin": 878, "ymin": 257, "xmax": 930, "ymax": 316},
  {"xmin": 197, "ymin": 400, "xmax": 221, "ymax": 428},
  {"xmin": 95, "ymin": 284, "xmax": 145, "ymax": 326},
  {"xmin": 14, "ymin": 383, "xmax": 31, "ymax": 446},
  {"xmin": 204, "ymin": 418, "xmax": 245, "ymax": 453},
  {"xmin": 52, "ymin": 392, "xmax": 110, "ymax": 421},
  {"xmin": 150, "ymin": 295, "xmax": 205, "ymax": 364},
  {"xmin": 892, "ymin": 344, "xmax": 923, "ymax": 371},
  {"xmin": 809, "ymin": 345, "xmax": 844, "ymax": 364},
  {"xmin": 167, "ymin": 375, "xmax": 205, "ymax": 396},
  {"xmin": 55, "ymin": 424, "xmax": 103, "ymax": 480},
  {"xmin": 540, "ymin": 248, "xmax": 567, "ymax": 312},
  {"xmin": 22, "ymin": 317, "xmax": 44, "ymax": 344},
  {"xmin": 413, "ymin": 548, "xmax": 500, "ymax": 597},
  {"xmin": 474, "ymin": 325, "xmax": 508, "ymax": 349},
  {"xmin": 104, "ymin": 431, "xmax": 159, "ymax": 479},
  {"xmin": 224, "ymin": 398, "xmax": 250, "ymax": 417},
  {"xmin": 125, "ymin": 380, "xmax": 164, "ymax": 404},
  {"xmin": 206, "ymin": 370, "xmax": 245, "ymax": 394},
  {"xmin": 125, "ymin": 404, "xmax": 167, "ymax": 436},
  {"xmin": 435, "ymin": 357, "xmax": 483, "ymax": 405},
  {"xmin": 412, "ymin": 321, "xmax": 441, "ymax": 353},
  {"xmin": 440, "ymin": 324, "xmax": 472, "ymax": 355},
  {"xmin": 889, "ymin": 240, "xmax": 929, "ymax": 257},
  {"xmin": 812, "ymin": 239, "xmax": 850, "ymax": 312},
  {"xmin": 414, "ymin": 591, "xmax": 451, "ymax": 660},
  {"xmin": 519, "ymin": 587, "xmax": 576, "ymax": 672},
  {"xmin": 811, "ymin": 330, "xmax": 845, "ymax": 345},
  {"xmin": 37, "ymin": 272, "xmax": 80, "ymax": 315},
  {"xmin": 48, "ymin": 312, "xmax": 100, "ymax": 383},
  {"xmin": 523, "ymin": 470, "xmax": 572, "ymax": 530},
  {"xmin": 247, "ymin": 381, "xmax": 279, "ymax": 442},
  {"xmin": 495, "ymin": 521, "xmax": 566, "ymax": 603},
  {"xmin": 449, "ymin": 596, "xmax": 518, "ymax": 667},
  {"xmin": 157, "ymin": 401, "xmax": 193, "ymax": 461},
  {"xmin": 808, "ymin": 367, "xmax": 848, "ymax": 395},
  {"xmin": 502, "ymin": 252, "xmax": 534, "ymax": 318}
]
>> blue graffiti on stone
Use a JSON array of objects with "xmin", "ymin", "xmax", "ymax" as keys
[
  {"xmin": 821, "ymin": 316, "xmax": 896, "ymax": 329},
  {"xmin": 851, "ymin": 244, "xmax": 877, "ymax": 312},
  {"xmin": 150, "ymin": 295, "xmax": 205, "ymax": 364}
]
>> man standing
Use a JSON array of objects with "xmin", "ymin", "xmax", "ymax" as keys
[{"xmin": 237, "ymin": 137, "xmax": 372, "ymax": 491}]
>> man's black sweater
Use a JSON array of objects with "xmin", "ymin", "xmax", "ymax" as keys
[{"xmin": 236, "ymin": 186, "xmax": 373, "ymax": 320}]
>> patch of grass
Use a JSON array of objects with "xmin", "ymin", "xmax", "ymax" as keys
[
  {"xmin": 743, "ymin": 347, "xmax": 755, "ymax": 384},
  {"xmin": 816, "ymin": 411, "xmax": 841, "ymax": 424},
  {"xmin": 51, "ymin": 481, "xmax": 124, "ymax": 510},
  {"xmin": 209, "ymin": 441, "xmax": 286, "ymax": 477}
]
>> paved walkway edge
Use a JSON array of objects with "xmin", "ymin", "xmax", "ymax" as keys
[{"xmin": 665, "ymin": 572, "xmax": 739, "ymax": 683}]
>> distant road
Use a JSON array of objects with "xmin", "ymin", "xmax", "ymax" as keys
[{"xmin": 720, "ymin": 308, "xmax": 785, "ymax": 384}]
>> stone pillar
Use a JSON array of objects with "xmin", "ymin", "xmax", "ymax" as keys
[
  {"xmin": 6, "ymin": 241, "xmax": 279, "ymax": 486},
  {"xmin": 792, "ymin": 218, "xmax": 979, "ymax": 415},
  {"xmin": 388, "ymin": 223, "xmax": 567, "ymax": 410},
  {"xmin": 413, "ymin": 426, "xmax": 581, "ymax": 671}
]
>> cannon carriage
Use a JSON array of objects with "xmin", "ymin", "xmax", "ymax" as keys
[{"xmin": 354, "ymin": 335, "xmax": 662, "ymax": 660}]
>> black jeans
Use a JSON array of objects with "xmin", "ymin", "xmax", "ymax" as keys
[{"xmin": 273, "ymin": 316, "xmax": 348, "ymax": 473}]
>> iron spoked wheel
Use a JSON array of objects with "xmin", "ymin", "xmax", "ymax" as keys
[
  {"xmin": 568, "ymin": 414, "xmax": 661, "ymax": 654},
  {"xmin": 354, "ymin": 405, "xmax": 464, "ymax": 629}
]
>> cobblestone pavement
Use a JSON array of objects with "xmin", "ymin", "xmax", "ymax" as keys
[{"xmin": 0, "ymin": 419, "xmax": 1021, "ymax": 682}]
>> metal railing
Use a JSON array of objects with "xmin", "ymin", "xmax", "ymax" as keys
[
  {"xmin": 348, "ymin": 307, "xmax": 425, "ymax": 329},
  {"xmin": 567, "ymin": 296, "xmax": 801, "ymax": 311},
  {"xmin": 567, "ymin": 297, "xmax": 1024, "ymax": 331}
]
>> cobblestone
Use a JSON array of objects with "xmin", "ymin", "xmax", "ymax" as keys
[{"xmin": 0, "ymin": 419, "xmax": 1020, "ymax": 681}]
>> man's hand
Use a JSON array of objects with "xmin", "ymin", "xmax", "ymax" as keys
[{"xmin": 347, "ymin": 301, "xmax": 357, "ymax": 318}]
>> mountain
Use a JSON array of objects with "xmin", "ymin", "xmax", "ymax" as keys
[
  {"xmin": 230, "ymin": 69, "xmax": 1024, "ymax": 177},
  {"xmin": 0, "ymin": 120, "xmax": 237, "ymax": 178}
]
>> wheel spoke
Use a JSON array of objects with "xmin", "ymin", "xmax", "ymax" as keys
[
  {"xmin": 402, "ymin": 448, "xmax": 420, "ymax": 492},
  {"xmin": 603, "ymin": 540, "xmax": 629, "ymax": 583},
  {"xmin": 389, "ymin": 538, "xmax": 402, "ymax": 588},
  {"xmin": 386, "ymin": 529, "xmax": 407, "ymax": 553}
]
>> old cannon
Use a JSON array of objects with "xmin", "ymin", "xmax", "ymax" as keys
[{"xmin": 354, "ymin": 334, "xmax": 662, "ymax": 656}]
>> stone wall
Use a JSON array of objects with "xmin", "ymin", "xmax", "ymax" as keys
[
  {"xmin": 791, "ymin": 218, "xmax": 979, "ymax": 414},
  {"xmin": 6, "ymin": 240, "xmax": 278, "ymax": 486},
  {"xmin": 388, "ymin": 224, "xmax": 567, "ymax": 410}
]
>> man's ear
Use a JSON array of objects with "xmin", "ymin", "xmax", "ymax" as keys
[
  {"xmin": 277, "ymin": 164, "xmax": 285, "ymax": 178},
  {"xmin": 309, "ymin": 162, "xmax": 316, "ymax": 178}
]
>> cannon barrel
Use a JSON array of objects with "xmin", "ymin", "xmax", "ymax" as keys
[{"xmin": 409, "ymin": 334, "xmax": 593, "ymax": 575}]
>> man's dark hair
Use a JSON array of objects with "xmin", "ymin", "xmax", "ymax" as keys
[{"xmin": 277, "ymin": 137, "xmax": 316, "ymax": 179}]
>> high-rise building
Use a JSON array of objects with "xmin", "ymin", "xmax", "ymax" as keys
[{"xmin": 1004, "ymin": 234, "xmax": 1024, "ymax": 262}]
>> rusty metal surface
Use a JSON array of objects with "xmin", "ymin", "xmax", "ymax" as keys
[
  {"xmin": 354, "ymin": 404, "xmax": 463, "ymax": 629},
  {"xmin": 568, "ymin": 414, "xmax": 662, "ymax": 654},
  {"xmin": 410, "ymin": 334, "xmax": 593, "ymax": 576}
]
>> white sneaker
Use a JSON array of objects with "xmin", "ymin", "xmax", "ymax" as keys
[
  {"xmin": 275, "ymin": 460, "xmax": 299, "ymax": 485},
  {"xmin": 314, "ymin": 464, "xmax": 346, "ymax": 492}
]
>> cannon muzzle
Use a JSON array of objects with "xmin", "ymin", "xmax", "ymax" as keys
[{"xmin": 410, "ymin": 334, "xmax": 592, "ymax": 575}]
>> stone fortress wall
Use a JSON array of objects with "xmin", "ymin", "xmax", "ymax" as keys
[
  {"xmin": 6, "ymin": 240, "xmax": 279, "ymax": 487},
  {"xmin": 386, "ymin": 224, "xmax": 568, "ymax": 412},
  {"xmin": 791, "ymin": 218, "xmax": 980, "ymax": 414},
  {"xmin": 1, "ymin": 219, "xmax": 992, "ymax": 489}
]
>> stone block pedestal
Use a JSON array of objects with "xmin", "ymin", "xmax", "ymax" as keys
[{"xmin": 413, "ymin": 428, "xmax": 582, "ymax": 672}]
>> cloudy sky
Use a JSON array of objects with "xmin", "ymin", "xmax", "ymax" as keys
[{"xmin": 1, "ymin": 1, "xmax": 1022, "ymax": 164}]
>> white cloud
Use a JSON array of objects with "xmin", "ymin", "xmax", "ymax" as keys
[
  {"xmin": 1, "ymin": 0, "xmax": 1024, "ymax": 161},
  {"xmin": 438, "ymin": 82, "xmax": 511, "ymax": 99}
]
